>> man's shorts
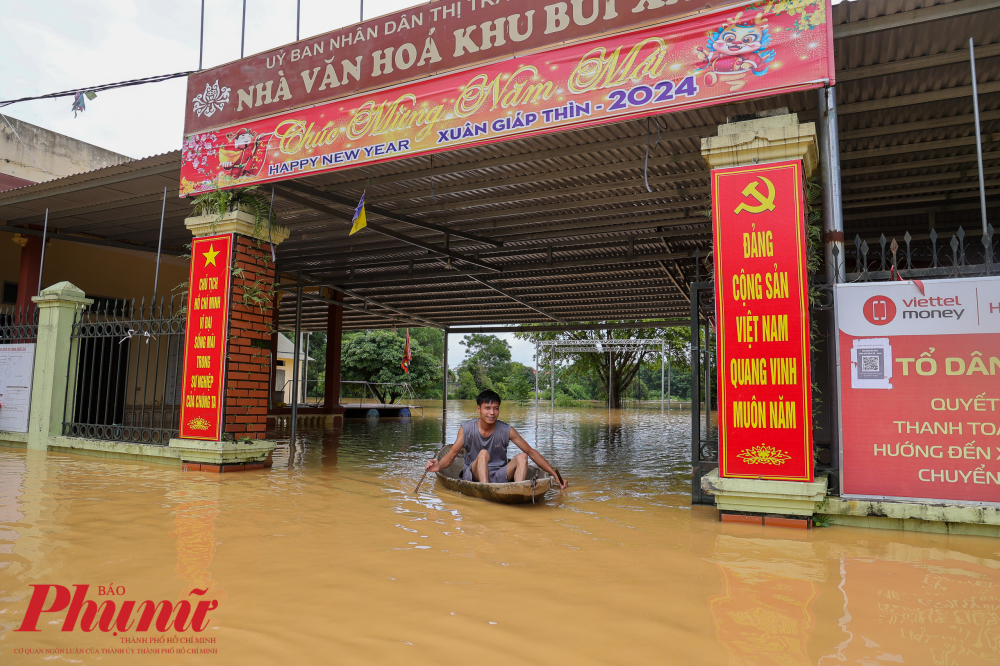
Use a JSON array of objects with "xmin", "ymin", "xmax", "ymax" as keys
[{"xmin": 461, "ymin": 461, "xmax": 509, "ymax": 483}]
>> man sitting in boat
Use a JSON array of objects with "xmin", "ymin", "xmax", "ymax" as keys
[{"xmin": 425, "ymin": 390, "xmax": 568, "ymax": 489}]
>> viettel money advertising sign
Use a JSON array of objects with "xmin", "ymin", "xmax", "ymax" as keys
[
  {"xmin": 179, "ymin": 234, "xmax": 233, "ymax": 441},
  {"xmin": 712, "ymin": 159, "xmax": 812, "ymax": 482},
  {"xmin": 180, "ymin": 0, "xmax": 833, "ymax": 196},
  {"xmin": 836, "ymin": 276, "xmax": 1000, "ymax": 504}
]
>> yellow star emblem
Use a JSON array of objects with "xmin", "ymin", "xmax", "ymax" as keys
[{"xmin": 202, "ymin": 244, "xmax": 220, "ymax": 267}]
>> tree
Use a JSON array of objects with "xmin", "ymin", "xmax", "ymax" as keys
[
  {"xmin": 459, "ymin": 334, "xmax": 511, "ymax": 385},
  {"xmin": 341, "ymin": 330, "xmax": 439, "ymax": 402},
  {"xmin": 304, "ymin": 332, "xmax": 326, "ymax": 397},
  {"xmin": 494, "ymin": 362, "xmax": 534, "ymax": 405},
  {"xmin": 408, "ymin": 328, "xmax": 444, "ymax": 359}
]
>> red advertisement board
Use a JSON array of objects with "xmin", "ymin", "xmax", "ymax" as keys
[
  {"xmin": 837, "ymin": 276, "xmax": 1000, "ymax": 504},
  {"xmin": 180, "ymin": 1, "xmax": 833, "ymax": 196},
  {"xmin": 179, "ymin": 234, "xmax": 233, "ymax": 441},
  {"xmin": 712, "ymin": 160, "xmax": 813, "ymax": 481}
]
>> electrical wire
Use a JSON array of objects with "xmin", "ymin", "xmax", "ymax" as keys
[{"xmin": 0, "ymin": 71, "xmax": 196, "ymax": 108}]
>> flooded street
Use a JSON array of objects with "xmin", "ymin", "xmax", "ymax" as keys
[{"xmin": 2, "ymin": 402, "xmax": 1000, "ymax": 665}]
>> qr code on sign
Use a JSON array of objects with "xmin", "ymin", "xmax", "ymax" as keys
[{"xmin": 857, "ymin": 348, "xmax": 884, "ymax": 380}]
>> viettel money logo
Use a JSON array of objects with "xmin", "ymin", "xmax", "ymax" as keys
[
  {"xmin": 863, "ymin": 295, "xmax": 897, "ymax": 326},
  {"xmin": 734, "ymin": 176, "xmax": 776, "ymax": 214},
  {"xmin": 14, "ymin": 585, "xmax": 219, "ymax": 633}
]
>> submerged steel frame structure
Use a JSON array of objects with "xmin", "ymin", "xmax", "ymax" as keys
[{"xmin": 535, "ymin": 338, "xmax": 670, "ymax": 411}]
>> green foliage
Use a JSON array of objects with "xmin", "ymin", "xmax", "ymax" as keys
[
  {"xmin": 305, "ymin": 332, "xmax": 326, "ymax": 398},
  {"xmin": 459, "ymin": 334, "xmax": 512, "ymax": 382},
  {"xmin": 191, "ymin": 184, "xmax": 276, "ymax": 240},
  {"xmin": 494, "ymin": 362, "xmax": 534, "ymax": 405},
  {"xmin": 341, "ymin": 330, "xmax": 439, "ymax": 402},
  {"xmin": 408, "ymin": 328, "xmax": 444, "ymax": 359}
]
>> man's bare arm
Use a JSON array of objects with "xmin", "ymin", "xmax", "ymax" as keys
[
  {"xmin": 509, "ymin": 427, "xmax": 568, "ymax": 489},
  {"xmin": 425, "ymin": 427, "xmax": 465, "ymax": 473}
]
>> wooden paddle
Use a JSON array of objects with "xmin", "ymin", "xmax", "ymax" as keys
[
  {"xmin": 414, "ymin": 468, "xmax": 429, "ymax": 494},
  {"xmin": 553, "ymin": 468, "xmax": 565, "ymax": 490}
]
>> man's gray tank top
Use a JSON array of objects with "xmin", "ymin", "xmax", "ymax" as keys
[{"xmin": 461, "ymin": 419, "xmax": 511, "ymax": 479}]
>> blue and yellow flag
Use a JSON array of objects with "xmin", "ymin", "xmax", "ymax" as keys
[{"xmin": 350, "ymin": 191, "xmax": 367, "ymax": 235}]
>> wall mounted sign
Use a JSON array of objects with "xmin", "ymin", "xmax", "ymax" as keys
[
  {"xmin": 180, "ymin": 0, "xmax": 834, "ymax": 195},
  {"xmin": 186, "ymin": 0, "xmax": 837, "ymax": 135},
  {"xmin": 0, "ymin": 344, "xmax": 35, "ymax": 433},
  {"xmin": 712, "ymin": 159, "xmax": 813, "ymax": 481},
  {"xmin": 179, "ymin": 233, "xmax": 233, "ymax": 441},
  {"xmin": 837, "ymin": 276, "xmax": 1000, "ymax": 505}
]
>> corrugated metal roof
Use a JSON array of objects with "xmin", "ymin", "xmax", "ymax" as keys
[{"xmin": 1, "ymin": 0, "xmax": 996, "ymax": 330}]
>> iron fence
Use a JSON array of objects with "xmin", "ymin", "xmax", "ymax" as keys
[
  {"xmin": 844, "ymin": 224, "xmax": 995, "ymax": 282},
  {"xmin": 62, "ymin": 296, "xmax": 186, "ymax": 445},
  {"xmin": 0, "ymin": 305, "xmax": 38, "ymax": 343}
]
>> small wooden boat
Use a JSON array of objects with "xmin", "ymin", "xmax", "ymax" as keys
[{"xmin": 434, "ymin": 446, "xmax": 552, "ymax": 504}]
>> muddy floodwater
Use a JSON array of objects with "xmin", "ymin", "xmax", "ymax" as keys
[{"xmin": 2, "ymin": 401, "xmax": 1000, "ymax": 664}]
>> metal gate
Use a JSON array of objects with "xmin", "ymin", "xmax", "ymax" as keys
[{"xmin": 62, "ymin": 296, "xmax": 186, "ymax": 445}]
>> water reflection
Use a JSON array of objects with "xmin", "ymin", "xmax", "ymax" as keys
[
  {"xmin": 0, "ymin": 403, "xmax": 998, "ymax": 664},
  {"xmin": 710, "ymin": 535, "xmax": 822, "ymax": 664}
]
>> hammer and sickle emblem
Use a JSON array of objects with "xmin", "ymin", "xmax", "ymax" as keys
[{"xmin": 734, "ymin": 176, "xmax": 776, "ymax": 215}]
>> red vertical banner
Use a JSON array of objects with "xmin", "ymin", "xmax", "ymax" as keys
[
  {"xmin": 712, "ymin": 160, "xmax": 813, "ymax": 481},
  {"xmin": 179, "ymin": 233, "xmax": 233, "ymax": 440}
]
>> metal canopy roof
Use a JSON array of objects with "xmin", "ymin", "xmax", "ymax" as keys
[{"xmin": 0, "ymin": 0, "xmax": 996, "ymax": 332}]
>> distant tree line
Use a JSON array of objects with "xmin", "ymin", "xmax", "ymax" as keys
[{"xmin": 293, "ymin": 324, "xmax": 714, "ymax": 408}]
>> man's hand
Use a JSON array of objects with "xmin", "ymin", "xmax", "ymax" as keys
[
  {"xmin": 553, "ymin": 470, "xmax": 568, "ymax": 490},
  {"xmin": 425, "ymin": 458, "xmax": 441, "ymax": 473}
]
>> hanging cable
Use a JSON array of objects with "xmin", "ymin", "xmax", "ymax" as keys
[
  {"xmin": 0, "ymin": 71, "xmax": 196, "ymax": 108},
  {"xmin": 643, "ymin": 116, "xmax": 662, "ymax": 193}
]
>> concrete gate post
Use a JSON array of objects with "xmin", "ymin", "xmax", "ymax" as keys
[
  {"xmin": 27, "ymin": 282, "xmax": 93, "ymax": 451},
  {"xmin": 169, "ymin": 210, "xmax": 290, "ymax": 472},
  {"xmin": 698, "ymin": 112, "xmax": 829, "ymax": 524}
]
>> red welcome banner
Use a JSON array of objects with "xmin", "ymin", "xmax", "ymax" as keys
[
  {"xmin": 179, "ymin": 234, "xmax": 233, "ymax": 441},
  {"xmin": 180, "ymin": 0, "xmax": 832, "ymax": 196},
  {"xmin": 712, "ymin": 160, "xmax": 813, "ymax": 481}
]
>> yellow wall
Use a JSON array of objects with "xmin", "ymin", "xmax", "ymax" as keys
[{"xmin": 0, "ymin": 230, "xmax": 188, "ymax": 305}]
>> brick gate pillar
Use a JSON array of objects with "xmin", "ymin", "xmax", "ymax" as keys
[{"xmin": 169, "ymin": 209, "xmax": 289, "ymax": 472}]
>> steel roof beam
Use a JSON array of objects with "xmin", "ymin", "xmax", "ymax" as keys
[
  {"xmin": 464, "ymin": 274, "xmax": 568, "ymax": 324},
  {"xmin": 272, "ymin": 185, "xmax": 500, "ymax": 273},
  {"xmin": 280, "ymin": 273, "xmax": 445, "ymax": 329},
  {"xmin": 277, "ymin": 180, "xmax": 503, "ymax": 247},
  {"xmin": 446, "ymin": 321, "xmax": 689, "ymax": 333},
  {"xmin": 360, "ymin": 152, "xmax": 704, "ymax": 206},
  {"xmin": 397, "ymin": 173, "xmax": 709, "ymax": 216},
  {"xmin": 833, "ymin": 0, "xmax": 999, "ymax": 39},
  {"xmin": 837, "ymin": 42, "xmax": 1000, "ymax": 82},
  {"xmin": 278, "ymin": 287, "xmax": 435, "ymax": 329},
  {"xmin": 840, "ymin": 110, "xmax": 1000, "ymax": 141},
  {"xmin": 0, "ymin": 161, "xmax": 178, "ymax": 208},
  {"xmin": 320, "ymin": 126, "xmax": 711, "ymax": 191},
  {"xmin": 837, "ymin": 81, "xmax": 1000, "ymax": 116},
  {"xmin": 0, "ymin": 224, "xmax": 183, "ymax": 255}
]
